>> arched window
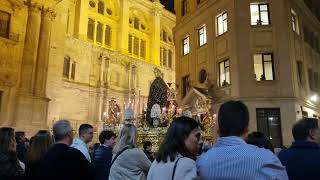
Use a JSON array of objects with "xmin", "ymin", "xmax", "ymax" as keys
[
  {"xmin": 105, "ymin": 25, "xmax": 112, "ymax": 47},
  {"xmin": 96, "ymin": 22, "xmax": 103, "ymax": 43},
  {"xmin": 134, "ymin": 17, "xmax": 140, "ymax": 30},
  {"xmin": 87, "ymin": 18, "xmax": 95, "ymax": 40},
  {"xmin": 98, "ymin": 1, "xmax": 104, "ymax": 15}
]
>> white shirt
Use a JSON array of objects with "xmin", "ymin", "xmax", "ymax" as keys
[{"xmin": 71, "ymin": 138, "xmax": 91, "ymax": 162}]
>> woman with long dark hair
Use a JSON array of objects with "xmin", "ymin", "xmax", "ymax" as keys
[
  {"xmin": 25, "ymin": 130, "xmax": 53, "ymax": 179},
  {"xmin": 147, "ymin": 116, "xmax": 201, "ymax": 180},
  {"xmin": 0, "ymin": 127, "xmax": 24, "ymax": 178}
]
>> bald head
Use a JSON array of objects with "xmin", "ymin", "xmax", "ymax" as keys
[{"xmin": 53, "ymin": 120, "xmax": 73, "ymax": 143}]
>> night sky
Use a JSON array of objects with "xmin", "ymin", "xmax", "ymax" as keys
[{"xmin": 160, "ymin": 0, "xmax": 175, "ymax": 13}]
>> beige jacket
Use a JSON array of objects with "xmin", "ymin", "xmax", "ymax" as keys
[
  {"xmin": 109, "ymin": 148, "xmax": 151, "ymax": 180},
  {"xmin": 146, "ymin": 154, "xmax": 197, "ymax": 180}
]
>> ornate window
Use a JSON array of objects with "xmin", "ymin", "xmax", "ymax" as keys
[
  {"xmin": 87, "ymin": 18, "xmax": 95, "ymax": 40},
  {"xmin": 140, "ymin": 40, "xmax": 146, "ymax": 59},
  {"xmin": 163, "ymin": 49, "xmax": 167, "ymax": 66},
  {"xmin": 0, "ymin": 11, "xmax": 10, "ymax": 38},
  {"xmin": 128, "ymin": 34, "xmax": 133, "ymax": 54},
  {"xmin": 105, "ymin": 25, "xmax": 111, "ymax": 47},
  {"xmin": 98, "ymin": 1, "xmax": 105, "ymax": 15},
  {"xmin": 96, "ymin": 22, "xmax": 103, "ymax": 43},
  {"xmin": 162, "ymin": 30, "xmax": 167, "ymax": 42},
  {"xmin": 133, "ymin": 37, "xmax": 139, "ymax": 55},
  {"xmin": 134, "ymin": 17, "xmax": 140, "ymax": 30}
]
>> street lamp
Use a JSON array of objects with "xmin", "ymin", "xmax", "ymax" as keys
[{"xmin": 310, "ymin": 94, "xmax": 318, "ymax": 102}]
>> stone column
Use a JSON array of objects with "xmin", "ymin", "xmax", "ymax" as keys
[
  {"xmin": 34, "ymin": 8, "xmax": 55, "ymax": 96},
  {"xmin": 19, "ymin": 3, "xmax": 42, "ymax": 94},
  {"xmin": 152, "ymin": 10, "xmax": 161, "ymax": 65},
  {"xmin": 117, "ymin": 0, "xmax": 129, "ymax": 53}
]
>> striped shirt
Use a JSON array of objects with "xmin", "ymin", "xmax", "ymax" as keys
[{"xmin": 197, "ymin": 136, "xmax": 288, "ymax": 180}]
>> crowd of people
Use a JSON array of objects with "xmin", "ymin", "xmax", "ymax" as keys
[{"xmin": 0, "ymin": 100, "xmax": 319, "ymax": 180}]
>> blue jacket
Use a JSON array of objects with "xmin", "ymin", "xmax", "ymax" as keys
[
  {"xmin": 278, "ymin": 141, "xmax": 320, "ymax": 180},
  {"xmin": 93, "ymin": 145, "xmax": 113, "ymax": 180}
]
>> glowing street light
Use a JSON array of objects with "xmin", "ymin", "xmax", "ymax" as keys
[{"xmin": 310, "ymin": 94, "xmax": 318, "ymax": 102}]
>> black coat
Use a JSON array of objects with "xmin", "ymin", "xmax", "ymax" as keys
[
  {"xmin": 0, "ymin": 152, "xmax": 24, "ymax": 180},
  {"xmin": 278, "ymin": 141, "xmax": 320, "ymax": 180},
  {"xmin": 35, "ymin": 143, "xmax": 94, "ymax": 180},
  {"xmin": 93, "ymin": 145, "xmax": 113, "ymax": 180}
]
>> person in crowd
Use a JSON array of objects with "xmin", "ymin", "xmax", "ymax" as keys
[
  {"xmin": 147, "ymin": 116, "xmax": 200, "ymax": 180},
  {"xmin": 246, "ymin": 131, "xmax": 274, "ymax": 153},
  {"xmin": 93, "ymin": 130, "xmax": 116, "ymax": 180},
  {"xmin": 25, "ymin": 130, "xmax": 53, "ymax": 179},
  {"xmin": 90, "ymin": 142, "xmax": 101, "ymax": 160},
  {"xmin": 143, "ymin": 141, "xmax": 154, "ymax": 162},
  {"xmin": 0, "ymin": 127, "xmax": 24, "ymax": 179},
  {"xmin": 71, "ymin": 124, "xmax": 94, "ymax": 162},
  {"xmin": 35, "ymin": 120, "xmax": 94, "ymax": 180},
  {"xmin": 15, "ymin": 131, "xmax": 27, "ymax": 163},
  {"xmin": 278, "ymin": 118, "xmax": 320, "ymax": 180},
  {"xmin": 109, "ymin": 124, "xmax": 151, "ymax": 180},
  {"xmin": 197, "ymin": 101, "xmax": 288, "ymax": 180}
]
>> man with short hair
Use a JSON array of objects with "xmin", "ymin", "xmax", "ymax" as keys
[
  {"xmin": 36, "ymin": 120, "xmax": 94, "ymax": 180},
  {"xmin": 278, "ymin": 118, "xmax": 320, "ymax": 180},
  {"xmin": 197, "ymin": 101, "xmax": 288, "ymax": 179},
  {"xmin": 71, "ymin": 124, "xmax": 94, "ymax": 162},
  {"xmin": 93, "ymin": 130, "xmax": 116, "ymax": 180}
]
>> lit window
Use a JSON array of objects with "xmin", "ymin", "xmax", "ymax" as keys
[
  {"xmin": 98, "ymin": 1, "xmax": 104, "ymax": 15},
  {"xmin": 217, "ymin": 12, "xmax": 227, "ymax": 36},
  {"xmin": 0, "ymin": 11, "xmax": 10, "ymax": 38},
  {"xmin": 250, "ymin": 3, "xmax": 270, "ymax": 25},
  {"xmin": 291, "ymin": 10, "xmax": 299, "ymax": 34},
  {"xmin": 105, "ymin": 25, "xmax": 111, "ymax": 47},
  {"xmin": 182, "ymin": 36, "xmax": 190, "ymax": 55},
  {"xmin": 198, "ymin": 25, "xmax": 207, "ymax": 46},
  {"xmin": 182, "ymin": 0, "xmax": 188, "ymax": 16},
  {"xmin": 87, "ymin": 18, "xmax": 94, "ymax": 40},
  {"xmin": 218, "ymin": 60, "xmax": 230, "ymax": 87},
  {"xmin": 96, "ymin": 22, "xmax": 103, "ymax": 43},
  {"xmin": 254, "ymin": 53, "xmax": 274, "ymax": 81}
]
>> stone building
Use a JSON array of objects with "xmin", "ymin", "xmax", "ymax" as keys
[
  {"xmin": 174, "ymin": 0, "xmax": 320, "ymax": 146},
  {"xmin": 0, "ymin": 0, "xmax": 175, "ymax": 136}
]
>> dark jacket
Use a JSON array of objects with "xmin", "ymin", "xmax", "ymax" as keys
[
  {"xmin": 93, "ymin": 145, "xmax": 113, "ymax": 180},
  {"xmin": 35, "ymin": 143, "xmax": 95, "ymax": 180},
  {"xmin": 25, "ymin": 160, "xmax": 40, "ymax": 180},
  {"xmin": 16, "ymin": 143, "xmax": 27, "ymax": 163},
  {"xmin": 0, "ymin": 151, "xmax": 24, "ymax": 179},
  {"xmin": 278, "ymin": 141, "xmax": 320, "ymax": 180}
]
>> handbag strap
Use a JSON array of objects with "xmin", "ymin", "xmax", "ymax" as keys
[
  {"xmin": 171, "ymin": 157, "xmax": 183, "ymax": 180},
  {"xmin": 111, "ymin": 146, "xmax": 130, "ymax": 166}
]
